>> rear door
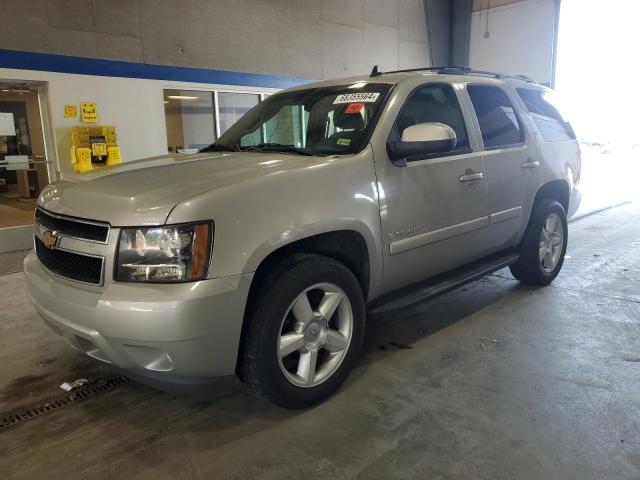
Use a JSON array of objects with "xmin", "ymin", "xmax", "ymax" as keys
[
  {"xmin": 465, "ymin": 84, "xmax": 540, "ymax": 250},
  {"xmin": 515, "ymin": 87, "xmax": 580, "ymax": 215}
]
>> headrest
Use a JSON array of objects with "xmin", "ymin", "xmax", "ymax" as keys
[{"xmin": 333, "ymin": 110, "xmax": 365, "ymax": 130}]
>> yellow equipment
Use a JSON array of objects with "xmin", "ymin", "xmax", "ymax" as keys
[{"xmin": 70, "ymin": 126, "xmax": 122, "ymax": 173}]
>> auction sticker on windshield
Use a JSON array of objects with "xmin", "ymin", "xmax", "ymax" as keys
[
  {"xmin": 345, "ymin": 103, "xmax": 364, "ymax": 114},
  {"xmin": 333, "ymin": 92, "xmax": 380, "ymax": 104}
]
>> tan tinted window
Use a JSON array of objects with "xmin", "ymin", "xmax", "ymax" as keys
[{"xmin": 468, "ymin": 85, "xmax": 523, "ymax": 149}]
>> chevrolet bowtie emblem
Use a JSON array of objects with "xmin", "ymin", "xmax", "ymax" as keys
[{"xmin": 42, "ymin": 230, "xmax": 59, "ymax": 249}]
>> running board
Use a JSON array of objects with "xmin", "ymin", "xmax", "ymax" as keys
[{"xmin": 368, "ymin": 252, "xmax": 520, "ymax": 315}]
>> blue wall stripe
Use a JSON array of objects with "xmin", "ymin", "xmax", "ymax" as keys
[{"xmin": 0, "ymin": 49, "xmax": 313, "ymax": 89}]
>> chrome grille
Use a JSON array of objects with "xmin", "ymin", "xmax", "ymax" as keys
[
  {"xmin": 35, "ymin": 207, "xmax": 110, "ymax": 243},
  {"xmin": 35, "ymin": 237, "xmax": 104, "ymax": 285}
]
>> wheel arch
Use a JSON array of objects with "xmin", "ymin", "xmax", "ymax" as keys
[
  {"xmin": 247, "ymin": 229, "xmax": 371, "ymax": 303},
  {"xmin": 236, "ymin": 230, "xmax": 371, "ymax": 376},
  {"xmin": 533, "ymin": 179, "xmax": 570, "ymax": 214}
]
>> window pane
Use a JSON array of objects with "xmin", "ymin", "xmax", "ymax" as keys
[
  {"xmin": 218, "ymin": 92, "xmax": 260, "ymax": 136},
  {"xmin": 517, "ymin": 88, "xmax": 575, "ymax": 142},
  {"xmin": 163, "ymin": 90, "xmax": 215, "ymax": 153},
  {"xmin": 0, "ymin": 87, "xmax": 51, "ymax": 229},
  {"xmin": 391, "ymin": 84, "xmax": 469, "ymax": 150},
  {"xmin": 240, "ymin": 105, "xmax": 306, "ymax": 147},
  {"xmin": 468, "ymin": 85, "xmax": 523, "ymax": 149},
  {"xmin": 216, "ymin": 83, "xmax": 392, "ymax": 156}
]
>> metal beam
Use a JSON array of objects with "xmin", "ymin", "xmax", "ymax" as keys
[
  {"xmin": 550, "ymin": 0, "xmax": 561, "ymax": 88},
  {"xmin": 425, "ymin": 0, "xmax": 451, "ymax": 66},
  {"xmin": 425, "ymin": 0, "xmax": 472, "ymax": 67},
  {"xmin": 451, "ymin": 0, "xmax": 472, "ymax": 66}
]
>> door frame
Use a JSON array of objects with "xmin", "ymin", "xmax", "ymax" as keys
[
  {"xmin": 34, "ymin": 83, "xmax": 60, "ymax": 183},
  {"xmin": 0, "ymin": 79, "xmax": 58, "ymax": 253}
]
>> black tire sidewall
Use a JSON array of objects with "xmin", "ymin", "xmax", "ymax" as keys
[
  {"xmin": 244, "ymin": 255, "xmax": 365, "ymax": 409},
  {"xmin": 515, "ymin": 199, "xmax": 568, "ymax": 285}
]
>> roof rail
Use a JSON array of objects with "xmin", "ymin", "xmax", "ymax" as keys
[{"xmin": 370, "ymin": 65, "xmax": 537, "ymax": 84}]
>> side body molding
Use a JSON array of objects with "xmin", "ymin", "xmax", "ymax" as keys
[{"xmin": 389, "ymin": 205, "xmax": 522, "ymax": 255}]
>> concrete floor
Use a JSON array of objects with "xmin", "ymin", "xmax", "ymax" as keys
[
  {"xmin": 0, "ymin": 248, "xmax": 29, "ymax": 275},
  {"xmin": 1, "ymin": 204, "xmax": 639, "ymax": 479}
]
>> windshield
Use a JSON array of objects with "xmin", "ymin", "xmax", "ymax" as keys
[{"xmin": 205, "ymin": 82, "xmax": 392, "ymax": 156}]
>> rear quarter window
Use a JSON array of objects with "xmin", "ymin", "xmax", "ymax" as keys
[{"xmin": 516, "ymin": 89, "xmax": 576, "ymax": 142}]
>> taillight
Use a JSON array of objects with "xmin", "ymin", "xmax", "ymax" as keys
[{"xmin": 575, "ymin": 144, "xmax": 582, "ymax": 185}]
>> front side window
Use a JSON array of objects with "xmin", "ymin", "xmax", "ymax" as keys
[
  {"xmin": 390, "ymin": 83, "xmax": 469, "ymax": 150},
  {"xmin": 517, "ymin": 88, "xmax": 575, "ymax": 142},
  {"xmin": 210, "ymin": 83, "xmax": 392, "ymax": 156},
  {"xmin": 468, "ymin": 85, "xmax": 523, "ymax": 149}
]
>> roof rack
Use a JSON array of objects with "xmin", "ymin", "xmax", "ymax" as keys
[{"xmin": 369, "ymin": 65, "xmax": 537, "ymax": 84}]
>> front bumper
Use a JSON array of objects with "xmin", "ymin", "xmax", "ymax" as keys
[{"xmin": 24, "ymin": 251, "xmax": 253, "ymax": 384}]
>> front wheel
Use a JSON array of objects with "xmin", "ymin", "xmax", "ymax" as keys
[
  {"xmin": 240, "ymin": 254, "xmax": 365, "ymax": 409},
  {"xmin": 510, "ymin": 198, "xmax": 568, "ymax": 286}
]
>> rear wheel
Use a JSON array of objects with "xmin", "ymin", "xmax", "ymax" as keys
[
  {"xmin": 510, "ymin": 199, "xmax": 568, "ymax": 286},
  {"xmin": 240, "ymin": 254, "xmax": 365, "ymax": 409}
]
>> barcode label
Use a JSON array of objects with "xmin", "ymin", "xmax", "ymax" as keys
[{"xmin": 333, "ymin": 92, "xmax": 380, "ymax": 104}]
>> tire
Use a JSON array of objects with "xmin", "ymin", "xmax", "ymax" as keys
[
  {"xmin": 240, "ymin": 254, "xmax": 365, "ymax": 409},
  {"xmin": 510, "ymin": 198, "xmax": 568, "ymax": 286}
]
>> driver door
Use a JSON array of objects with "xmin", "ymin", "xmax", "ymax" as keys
[{"xmin": 373, "ymin": 82, "xmax": 492, "ymax": 292}]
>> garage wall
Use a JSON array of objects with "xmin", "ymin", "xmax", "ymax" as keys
[
  {"xmin": 469, "ymin": 0, "xmax": 557, "ymax": 84},
  {"xmin": 0, "ymin": 66, "xmax": 279, "ymax": 178},
  {"xmin": 0, "ymin": 0, "xmax": 432, "ymax": 180},
  {"xmin": 1, "ymin": 0, "xmax": 430, "ymax": 79}
]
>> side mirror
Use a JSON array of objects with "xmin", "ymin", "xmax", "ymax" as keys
[{"xmin": 387, "ymin": 122, "xmax": 457, "ymax": 166}]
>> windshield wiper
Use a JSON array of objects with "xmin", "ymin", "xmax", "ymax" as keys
[
  {"xmin": 199, "ymin": 143, "xmax": 237, "ymax": 153},
  {"xmin": 240, "ymin": 143, "xmax": 314, "ymax": 156}
]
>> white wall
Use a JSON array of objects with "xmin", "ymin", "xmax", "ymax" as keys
[
  {"xmin": 0, "ymin": 67, "xmax": 278, "ymax": 180},
  {"xmin": 469, "ymin": 0, "xmax": 556, "ymax": 84}
]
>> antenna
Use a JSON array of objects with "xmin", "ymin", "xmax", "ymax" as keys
[{"xmin": 370, "ymin": 65, "xmax": 381, "ymax": 77}]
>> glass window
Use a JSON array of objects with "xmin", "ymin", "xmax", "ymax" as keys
[
  {"xmin": 0, "ymin": 87, "xmax": 51, "ymax": 229},
  {"xmin": 516, "ymin": 88, "xmax": 575, "ymax": 142},
  {"xmin": 218, "ymin": 92, "xmax": 260, "ymax": 136},
  {"xmin": 210, "ymin": 83, "xmax": 392, "ymax": 156},
  {"xmin": 390, "ymin": 83, "xmax": 469, "ymax": 150},
  {"xmin": 163, "ymin": 90, "xmax": 215, "ymax": 153},
  {"xmin": 240, "ymin": 105, "xmax": 309, "ymax": 148},
  {"xmin": 468, "ymin": 85, "xmax": 523, "ymax": 149}
]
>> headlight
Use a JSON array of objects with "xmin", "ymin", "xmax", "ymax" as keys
[{"xmin": 115, "ymin": 222, "xmax": 212, "ymax": 283}]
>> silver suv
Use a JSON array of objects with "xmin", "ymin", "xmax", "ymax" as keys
[{"xmin": 25, "ymin": 67, "xmax": 581, "ymax": 408}]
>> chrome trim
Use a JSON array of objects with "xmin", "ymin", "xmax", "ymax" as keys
[
  {"xmin": 35, "ymin": 207, "xmax": 111, "ymax": 245},
  {"xmin": 459, "ymin": 171, "xmax": 484, "ymax": 182},
  {"xmin": 521, "ymin": 159, "xmax": 540, "ymax": 168},
  {"xmin": 490, "ymin": 206, "xmax": 522, "ymax": 224},
  {"xmin": 390, "ymin": 216, "xmax": 490, "ymax": 255},
  {"xmin": 34, "ymin": 235, "xmax": 106, "ymax": 287}
]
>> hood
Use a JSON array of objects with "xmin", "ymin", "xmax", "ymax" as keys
[{"xmin": 38, "ymin": 152, "xmax": 313, "ymax": 225}]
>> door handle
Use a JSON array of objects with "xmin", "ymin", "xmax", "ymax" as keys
[
  {"xmin": 522, "ymin": 159, "xmax": 540, "ymax": 168},
  {"xmin": 459, "ymin": 171, "xmax": 484, "ymax": 183}
]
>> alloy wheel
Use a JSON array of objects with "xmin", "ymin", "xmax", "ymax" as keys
[
  {"xmin": 277, "ymin": 283, "xmax": 353, "ymax": 388},
  {"xmin": 539, "ymin": 212, "xmax": 564, "ymax": 273}
]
